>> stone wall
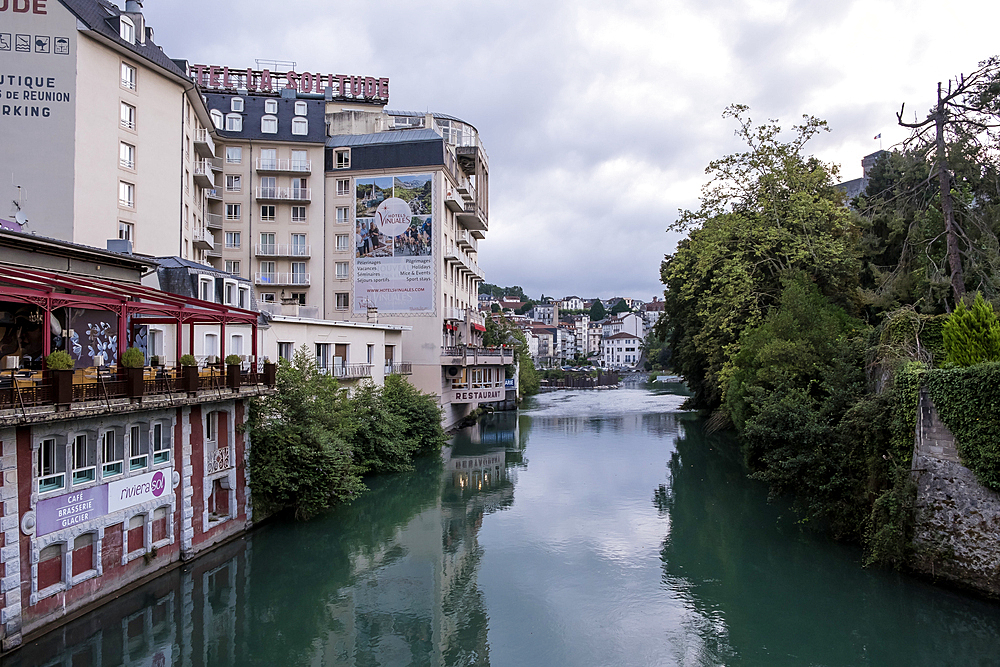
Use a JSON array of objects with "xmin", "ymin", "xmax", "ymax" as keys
[{"xmin": 910, "ymin": 389, "xmax": 1000, "ymax": 595}]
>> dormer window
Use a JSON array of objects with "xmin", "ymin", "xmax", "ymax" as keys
[
  {"xmin": 291, "ymin": 117, "xmax": 308, "ymax": 135},
  {"xmin": 210, "ymin": 109, "xmax": 223, "ymax": 129},
  {"xmin": 264, "ymin": 99, "xmax": 278, "ymax": 114},
  {"xmin": 261, "ymin": 115, "xmax": 277, "ymax": 134},
  {"xmin": 294, "ymin": 101, "xmax": 307, "ymax": 116},
  {"xmin": 231, "ymin": 97, "xmax": 244, "ymax": 112},
  {"xmin": 119, "ymin": 16, "xmax": 135, "ymax": 44},
  {"xmin": 225, "ymin": 113, "xmax": 242, "ymax": 132}
]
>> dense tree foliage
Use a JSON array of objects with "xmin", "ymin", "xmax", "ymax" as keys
[{"xmin": 589, "ymin": 300, "xmax": 607, "ymax": 321}]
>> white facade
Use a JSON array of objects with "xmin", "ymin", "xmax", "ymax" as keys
[{"xmin": 602, "ymin": 332, "xmax": 641, "ymax": 370}]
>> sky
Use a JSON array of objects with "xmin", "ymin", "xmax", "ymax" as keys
[{"xmin": 143, "ymin": 0, "xmax": 1000, "ymax": 301}]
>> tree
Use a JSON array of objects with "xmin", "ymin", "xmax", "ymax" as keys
[
  {"xmin": 491, "ymin": 303, "xmax": 500, "ymax": 313},
  {"xmin": 896, "ymin": 57, "xmax": 1000, "ymax": 306},
  {"xmin": 589, "ymin": 300, "xmax": 607, "ymax": 321},
  {"xmin": 661, "ymin": 105, "xmax": 862, "ymax": 409},
  {"xmin": 943, "ymin": 292, "xmax": 1000, "ymax": 366},
  {"xmin": 610, "ymin": 300, "xmax": 630, "ymax": 315}
]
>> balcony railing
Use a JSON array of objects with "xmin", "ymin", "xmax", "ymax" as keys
[
  {"xmin": 206, "ymin": 213, "xmax": 223, "ymax": 230},
  {"xmin": 255, "ymin": 187, "xmax": 312, "ymax": 202},
  {"xmin": 255, "ymin": 158, "xmax": 312, "ymax": 173},
  {"xmin": 385, "ymin": 362, "xmax": 413, "ymax": 375},
  {"xmin": 207, "ymin": 445, "xmax": 232, "ymax": 474},
  {"xmin": 440, "ymin": 346, "xmax": 515, "ymax": 365},
  {"xmin": 206, "ymin": 189, "xmax": 222, "ymax": 201},
  {"xmin": 193, "ymin": 161, "xmax": 215, "ymax": 188},
  {"xmin": 254, "ymin": 272, "xmax": 310, "ymax": 286},
  {"xmin": 254, "ymin": 244, "xmax": 311, "ymax": 258},
  {"xmin": 194, "ymin": 128, "xmax": 216, "ymax": 158},
  {"xmin": 318, "ymin": 364, "xmax": 372, "ymax": 379},
  {"xmin": 444, "ymin": 307, "xmax": 466, "ymax": 321},
  {"xmin": 193, "ymin": 230, "xmax": 215, "ymax": 251}
]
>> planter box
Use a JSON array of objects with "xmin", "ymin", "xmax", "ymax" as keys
[
  {"xmin": 50, "ymin": 368, "xmax": 73, "ymax": 406},
  {"xmin": 181, "ymin": 365, "xmax": 200, "ymax": 394},
  {"xmin": 124, "ymin": 367, "xmax": 145, "ymax": 398},
  {"xmin": 263, "ymin": 362, "xmax": 277, "ymax": 386},
  {"xmin": 226, "ymin": 364, "xmax": 240, "ymax": 391}
]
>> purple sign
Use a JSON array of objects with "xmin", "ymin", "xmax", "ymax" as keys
[{"xmin": 37, "ymin": 485, "xmax": 109, "ymax": 537}]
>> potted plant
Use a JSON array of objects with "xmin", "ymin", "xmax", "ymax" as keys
[
  {"xmin": 120, "ymin": 346, "xmax": 146, "ymax": 398},
  {"xmin": 262, "ymin": 357, "xmax": 277, "ymax": 386},
  {"xmin": 225, "ymin": 354, "xmax": 242, "ymax": 391},
  {"xmin": 180, "ymin": 354, "xmax": 199, "ymax": 394},
  {"xmin": 149, "ymin": 354, "xmax": 161, "ymax": 368},
  {"xmin": 45, "ymin": 350, "xmax": 74, "ymax": 407}
]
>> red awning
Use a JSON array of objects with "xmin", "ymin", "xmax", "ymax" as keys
[{"xmin": 473, "ymin": 324, "xmax": 486, "ymax": 332}]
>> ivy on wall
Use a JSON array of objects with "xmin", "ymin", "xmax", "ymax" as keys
[{"xmin": 927, "ymin": 363, "xmax": 1000, "ymax": 491}]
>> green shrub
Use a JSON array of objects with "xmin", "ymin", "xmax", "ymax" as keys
[
  {"xmin": 179, "ymin": 354, "xmax": 197, "ymax": 366},
  {"xmin": 149, "ymin": 355, "xmax": 161, "ymax": 366},
  {"xmin": 225, "ymin": 354, "xmax": 242, "ymax": 366},
  {"xmin": 381, "ymin": 374, "xmax": 447, "ymax": 456},
  {"xmin": 120, "ymin": 346, "xmax": 145, "ymax": 368},
  {"xmin": 943, "ymin": 292, "xmax": 1000, "ymax": 366},
  {"xmin": 45, "ymin": 349, "xmax": 74, "ymax": 370}
]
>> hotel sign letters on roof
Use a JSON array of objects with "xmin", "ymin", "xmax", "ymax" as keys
[{"xmin": 189, "ymin": 64, "xmax": 388, "ymax": 102}]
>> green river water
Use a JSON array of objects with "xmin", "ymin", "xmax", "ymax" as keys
[{"xmin": 11, "ymin": 383, "xmax": 1000, "ymax": 666}]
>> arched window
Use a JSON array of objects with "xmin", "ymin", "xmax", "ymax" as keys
[
  {"xmin": 210, "ymin": 109, "xmax": 223, "ymax": 129},
  {"xmin": 294, "ymin": 101, "xmax": 307, "ymax": 116},
  {"xmin": 261, "ymin": 115, "xmax": 277, "ymax": 134},
  {"xmin": 230, "ymin": 97, "xmax": 244, "ymax": 112},
  {"xmin": 225, "ymin": 113, "xmax": 242, "ymax": 132},
  {"xmin": 291, "ymin": 117, "xmax": 308, "ymax": 135},
  {"xmin": 119, "ymin": 16, "xmax": 135, "ymax": 43},
  {"xmin": 264, "ymin": 99, "xmax": 278, "ymax": 114}
]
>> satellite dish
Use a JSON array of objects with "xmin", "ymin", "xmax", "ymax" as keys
[{"xmin": 14, "ymin": 211, "xmax": 27, "ymax": 226}]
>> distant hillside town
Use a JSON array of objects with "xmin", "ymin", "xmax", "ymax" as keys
[{"xmin": 477, "ymin": 286, "xmax": 664, "ymax": 370}]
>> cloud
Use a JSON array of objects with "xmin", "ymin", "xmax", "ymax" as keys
[{"xmin": 143, "ymin": 0, "xmax": 1000, "ymax": 300}]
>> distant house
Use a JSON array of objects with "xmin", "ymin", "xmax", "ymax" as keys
[
  {"xmin": 602, "ymin": 331, "xmax": 642, "ymax": 370},
  {"xmin": 643, "ymin": 297, "xmax": 665, "ymax": 331},
  {"xmin": 560, "ymin": 296, "xmax": 584, "ymax": 311}
]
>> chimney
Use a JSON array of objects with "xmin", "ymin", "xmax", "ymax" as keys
[{"xmin": 125, "ymin": 0, "xmax": 143, "ymax": 11}]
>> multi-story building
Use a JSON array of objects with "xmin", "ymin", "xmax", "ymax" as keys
[
  {"xmin": 1, "ymin": 0, "xmax": 218, "ymax": 262},
  {"xmin": 560, "ymin": 296, "xmax": 584, "ymax": 312},
  {"xmin": 643, "ymin": 296, "xmax": 665, "ymax": 332},
  {"xmin": 587, "ymin": 320, "xmax": 603, "ymax": 358},
  {"xmin": 530, "ymin": 301, "xmax": 558, "ymax": 325},
  {"xmin": 602, "ymin": 332, "xmax": 642, "ymax": 370},
  {"xmin": 602, "ymin": 312, "xmax": 644, "ymax": 339}
]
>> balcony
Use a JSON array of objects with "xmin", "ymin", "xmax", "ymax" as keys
[
  {"xmin": 384, "ymin": 362, "xmax": 413, "ymax": 375},
  {"xmin": 457, "ymin": 202, "xmax": 487, "ymax": 232},
  {"xmin": 194, "ymin": 128, "xmax": 216, "ymax": 158},
  {"xmin": 256, "ymin": 187, "xmax": 311, "ymax": 202},
  {"xmin": 255, "ymin": 158, "xmax": 312, "ymax": 173},
  {"xmin": 444, "ymin": 307, "xmax": 466, "ymax": 321},
  {"xmin": 193, "ymin": 230, "xmax": 215, "ymax": 251},
  {"xmin": 254, "ymin": 272, "xmax": 310, "ymax": 286},
  {"xmin": 206, "ymin": 213, "xmax": 223, "ymax": 230},
  {"xmin": 208, "ymin": 156, "xmax": 223, "ymax": 172},
  {"xmin": 318, "ymin": 364, "xmax": 372, "ymax": 380},
  {"xmin": 193, "ymin": 161, "xmax": 215, "ymax": 189},
  {"xmin": 254, "ymin": 244, "xmax": 311, "ymax": 258},
  {"xmin": 456, "ymin": 229, "xmax": 477, "ymax": 251},
  {"xmin": 445, "ymin": 188, "xmax": 464, "ymax": 212},
  {"xmin": 207, "ymin": 445, "xmax": 232, "ymax": 474},
  {"xmin": 440, "ymin": 346, "xmax": 515, "ymax": 366},
  {"xmin": 468, "ymin": 309, "xmax": 486, "ymax": 329},
  {"xmin": 206, "ymin": 188, "xmax": 222, "ymax": 201}
]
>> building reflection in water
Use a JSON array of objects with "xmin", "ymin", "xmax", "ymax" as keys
[{"xmin": 9, "ymin": 414, "xmax": 524, "ymax": 667}]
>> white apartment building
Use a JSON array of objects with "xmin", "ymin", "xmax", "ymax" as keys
[
  {"xmin": 561, "ymin": 296, "xmax": 584, "ymax": 311},
  {"xmin": 602, "ymin": 313, "xmax": 644, "ymax": 339},
  {"xmin": 602, "ymin": 332, "xmax": 641, "ymax": 370},
  {"xmin": 1, "ymin": 0, "xmax": 217, "ymax": 262}
]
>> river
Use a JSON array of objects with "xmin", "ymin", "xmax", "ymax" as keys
[{"xmin": 11, "ymin": 383, "xmax": 1000, "ymax": 666}]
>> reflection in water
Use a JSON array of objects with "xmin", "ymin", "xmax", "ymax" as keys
[{"xmin": 13, "ymin": 386, "xmax": 1000, "ymax": 667}]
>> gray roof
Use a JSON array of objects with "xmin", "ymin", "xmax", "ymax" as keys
[
  {"xmin": 326, "ymin": 128, "xmax": 442, "ymax": 148},
  {"xmin": 385, "ymin": 110, "xmax": 469, "ymax": 124},
  {"xmin": 61, "ymin": 0, "xmax": 188, "ymax": 80}
]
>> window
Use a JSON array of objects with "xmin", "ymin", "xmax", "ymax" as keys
[
  {"xmin": 259, "ymin": 232, "xmax": 275, "ymax": 254},
  {"xmin": 129, "ymin": 424, "xmax": 148, "ymax": 471},
  {"xmin": 260, "ymin": 205, "xmax": 275, "ymax": 221},
  {"xmin": 102, "ymin": 430, "xmax": 123, "ymax": 477},
  {"xmin": 278, "ymin": 342, "xmax": 293, "ymax": 361},
  {"xmin": 73, "ymin": 533, "xmax": 95, "ymax": 577},
  {"xmin": 206, "ymin": 411, "xmax": 217, "ymax": 444},
  {"xmin": 315, "ymin": 343, "xmax": 331, "ymax": 370},
  {"xmin": 224, "ymin": 280, "xmax": 236, "ymax": 305},
  {"xmin": 225, "ymin": 113, "xmax": 242, "ymax": 132},
  {"xmin": 336, "ymin": 234, "xmax": 349, "ymax": 251},
  {"xmin": 151, "ymin": 507, "xmax": 168, "ymax": 543},
  {"xmin": 291, "ymin": 233, "xmax": 307, "ymax": 256},
  {"xmin": 230, "ymin": 334, "xmax": 244, "ymax": 356},
  {"xmin": 259, "ymin": 261, "xmax": 276, "ymax": 283},
  {"xmin": 119, "ymin": 142, "xmax": 135, "ymax": 169},
  {"xmin": 336, "ymin": 292, "xmax": 349, "ymax": 310},
  {"xmin": 335, "ymin": 149, "xmax": 350, "ymax": 169},
  {"xmin": 225, "ymin": 174, "xmax": 241, "ymax": 192},
  {"xmin": 226, "ymin": 203, "xmax": 241, "ymax": 220},
  {"xmin": 260, "ymin": 176, "xmax": 276, "ymax": 198},
  {"xmin": 231, "ymin": 97, "xmax": 244, "ymax": 112},
  {"xmin": 38, "ymin": 437, "xmax": 66, "ymax": 493},
  {"xmin": 261, "ymin": 115, "xmax": 278, "ymax": 134},
  {"xmin": 225, "ymin": 231, "xmax": 241, "ymax": 248},
  {"xmin": 260, "ymin": 148, "xmax": 276, "ymax": 170},
  {"xmin": 121, "ymin": 62, "xmax": 136, "ymax": 90},
  {"xmin": 367, "ymin": 344, "xmax": 375, "ymax": 364},
  {"xmin": 290, "ymin": 292, "xmax": 306, "ymax": 305},
  {"xmin": 294, "ymin": 101, "xmax": 307, "ymax": 116},
  {"xmin": 291, "ymin": 117, "xmax": 308, "ymax": 135},
  {"xmin": 199, "ymin": 276, "xmax": 214, "ymax": 301},
  {"xmin": 336, "ymin": 206, "xmax": 349, "ymax": 224},
  {"xmin": 238, "ymin": 286, "xmax": 250, "ymax": 309},
  {"xmin": 336, "ymin": 178, "xmax": 350, "ymax": 196},
  {"xmin": 119, "ymin": 15, "xmax": 135, "ymax": 43},
  {"xmin": 226, "ymin": 146, "xmax": 242, "ymax": 163},
  {"xmin": 225, "ymin": 260, "xmax": 241, "ymax": 275},
  {"xmin": 211, "ymin": 109, "xmax": 224, "ymax": 129},
  {"xmin": 119, "ymin": 181, "xmax": 135, "ymax": 208},
  {"xmin": 120, "ymin": 102, "xmax": 136, "ymax": 129},
  {"xmin": 38, "ymin": 543, "xmax": 63, "ymax": 591},
  {"xmin": 291, "ymin": 206, "xmax": 306, "ymax": 223},
  {"xmin": 259, "ymin": 293, "xmax": 275, "ymax": 303},
  {"xmin": 291, "ymin": 150, "xmax": 308, "ymax": 171},
  {"xmin": 264, "ymin": 99, "xmax": 278, "ymax": 114},
  {"xmin": 291, "ymin": 262, "xmax": 307, "ymax": 284},
  {"xmin": 119, "ymin": 221, "xmax": 134, "ymax": 241},
  {"xmin": 336, "ymin": 261, "xmax": 349, "ymax": 279},
  {"xmin": 127, "ymin": 514, "xmax": 145, "ymax": 553}
]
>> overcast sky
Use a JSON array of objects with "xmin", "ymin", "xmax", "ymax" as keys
[{"xmin": 144, "ymin": 0, "xmax": 1000, "ymax": 301}]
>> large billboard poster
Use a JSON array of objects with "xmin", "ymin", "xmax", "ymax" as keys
[{"xmin": 354, "ymin": 174, "xmax": 434, "ymax": 313}]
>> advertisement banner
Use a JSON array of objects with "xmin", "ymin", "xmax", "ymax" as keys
[
  {"xmin": 354, "ymin": 174, "xmax": 434, "ymax": 313},
  {"xmin": 37, "ymin": 485, "xmax": 108, "ymax": 537},
  {"xmin": 108, "ymin": 469, "xmax": 169, "ymax": 513}
]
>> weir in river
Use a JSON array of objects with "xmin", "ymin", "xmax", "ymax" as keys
[{"xmin": 12, "ymin": 383, "xmax": 1000, "ymax": 666}]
